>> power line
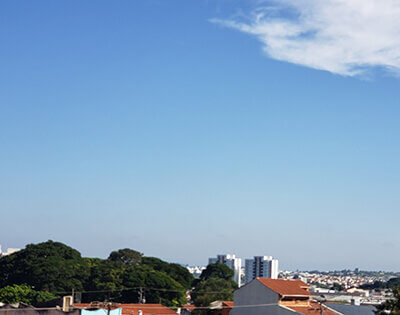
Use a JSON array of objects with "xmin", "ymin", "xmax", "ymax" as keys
[
  {"xmin": 54, "ymin": 286, "xmax": 237, "ymax": 295},
  {"xmin": 0, "ymin": 302, "xmax": 279, "ymax": 312}
]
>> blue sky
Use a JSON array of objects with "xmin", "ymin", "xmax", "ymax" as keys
[{"xmin": 1, "ymin": 0, "xmax": 399, "ymax": 271}]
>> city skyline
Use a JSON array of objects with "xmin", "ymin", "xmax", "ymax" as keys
[{"xmin": 1, "ymin": 0, "xmax": 400, "ymax": 271}]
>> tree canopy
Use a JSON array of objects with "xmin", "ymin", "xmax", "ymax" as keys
[
  {"xmin": 191, "ymin": 263, "xmax": 237, "ymax": 310},
  {"xmin": 360, "ymin": 277, "xmax": 400, "ymax": 290},
  {"xmin": 0, "ymin": 240, "xmax": 90, "ymax": 292},
  {"xmin": 108, "ymin": 248, "xmax": 143, "ymax": 266},
  {"xmin": 199, "ymin": 263, "xmax": 234, "ymax": 282},
  {"xmin": 0, "ymin": 241, "xmax": 193, "ymax": 307},
  {"xmin": 191, "ymin": 278, "xmax": 237, "ymax": 307},
  {"xmin": 0, "ymin": 284, "xmax": 57, "ymax": 305},
  {"xmin": 142, "ymin": 257, "xmax": 194, "ymax": 289},
  {"xmin": 376, "ymin": 287, "xmax": 400, "ymax": 314}
]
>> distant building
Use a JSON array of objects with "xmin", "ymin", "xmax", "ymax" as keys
[
  {"xmin": 230, "ymin": 278, "xmax": 341, "ymax": 315},
  {"xmin": 346, "ymin": 287, "xmax": 370, "ymax": 297},
  {"xmin": 186, "ymin": 265, "xmax": 206, "ymax": 277},
  {"xmin": 209, "ymin": 254, "xmax": 242, "ymax": 287},
  {"xmin": 244, "ymin": 256, "xmax": 279, "ymax": 283}
]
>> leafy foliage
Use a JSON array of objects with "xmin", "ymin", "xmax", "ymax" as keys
[
  {"xmin": 108, "ymin": 249, "xmax": 143, "ymax": 266},
  {"xmin": 0, "ymin": 240, "xmax": 90, "ymax": 292},
  {"xmin": 199, "ymin": 263, "xmax": 234, "ymax": 282},
  {"xmin": 121, "ymin": 265, "xmax": 187, "ymax": 306},
  {"xmin": 375, "ymin": 287, "xmax": 400, "ymax": 314},
  {"xmin": 191, "ymin": 278, "xmax": 237, "ymax": 307},
  {"xmin": 85, "ymin": 264, "xmax": 187, "ymax": 306},
  {"xmin": 331, "ymin": 283, "xmax": 344, "ymax": 291},
  {"xmin": 84, "ymin": 258, "xmax": 125, "ymax": 302},
  {"xmin": 0, "ymin": 241, "xmax": 192, "ymax": 307},
  {"xmin": 0, "ymin": 284, "xmax": 57, "ymax": 305},
  {"xmin": 142, "ymin": 257, "xmax": 194, "ymax": 289},
  {"xmin": 191, "ymin": 263, "xmax": 237, "ymax": 309},
  {"xmin": 361, "ymin": 277, "xmax": 400, "ymax": 290}
]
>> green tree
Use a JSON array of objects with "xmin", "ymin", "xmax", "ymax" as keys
[
  {"xmin": 108, "ymin": 249, "xmax": 143, "ymax": 266},
  {"xmin": 376, "ymin": 287, "xmax": 400, "ymax": 314},
  {"xmin": 361, "ymin": 278, "xmax": 400, "ymax": 291},
  {"xmin": 82, "ymin": 258, "xmax": 188, "ymax": 307},
  {"xmin": 120, "ymin": 265, "xmax": 187, "ymax": 307},
  {"xmin": 0, "ymin": 241, "xmax": 190, "ymax": 308},
  {"xmin": 191, "ymin": 263, "xmax": 237, "ymax": 313},
  {"xmin": 142, "ymin": 257, "xmax": 194, "ymax": 289},
  {"xmin": 0, "ymin": 284, "xmax": 57, "ymax": 305},
  {"xmin": 361, "ymin": 280, "xmax": 387, "ymax": 290},
  {"xmin": 84, "ymin": 259, "xmax": 125, "ymax": 302},
  {"xmin": 331, "ymin": 283, "xmax": 344, "ymax": 291},
  {"xmin": 191, "ymin": 278, "xmax": 237, "ymax": 307},
  {"xmin": 199, "ymin": 263, "xmax": 234, "ymax": 282},
  {"xmin": 388, "ymin": 278, "xmax": 400, "ymax": 289},
  {"xmin": 0, "ymin": 240, "xmax": 90, "ymax": 292}
]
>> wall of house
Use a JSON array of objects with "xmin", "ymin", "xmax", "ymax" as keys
[
  {"xmin": 0, "ymin": 309, "xmax": 80, "ymax": 315},
  {"xmin": 231, "ymin": 304, "xmax": 297, "ymax": 315},
  {"xmin": 233, "ymin": 279, "xmax": 279, "ymax": 306},
  {"xmin": 209, "ymin": 309, "xmax": 231, "ymax": 315},
  {"xmin": 279, "ymin": 297, "xmax": 310, "ymax": 307}
]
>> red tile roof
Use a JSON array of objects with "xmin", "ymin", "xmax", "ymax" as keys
[
  {"xmin": 222, "ymin": 301, "xmax": 234, "ymax": 308},
  {"xmin": 257, "ymin": 278, "xmax": 312, "ymax": 297},
  {"xmin": 74, "ymin": 303, "xmax": 177, "ymax": 315},
  {"xmin": 181, "ymin": 304, "xmax": 196, "ymax": 311},
  {"xmin": 285, "ymin": 302, "xmax": 341, "ymax": 315}
]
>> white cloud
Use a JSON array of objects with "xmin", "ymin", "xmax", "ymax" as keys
[{"xmin": 212, "ymin": 0, "xmax": 400, "ymax": 76}]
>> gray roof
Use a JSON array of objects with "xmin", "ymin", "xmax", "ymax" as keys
[{"xmin": 327, "ymin": 303, "xmax": 376, "ymax": 315}]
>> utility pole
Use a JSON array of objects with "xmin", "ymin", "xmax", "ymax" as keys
[
  {"xmin": 312, "ymin": 296, "xmax": 325, "ymax": 315},
  {"xmin": 139, "ymin": 287, "xmax": 144, "ymax": 304}
]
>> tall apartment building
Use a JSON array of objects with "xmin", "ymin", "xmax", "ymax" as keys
[
  {"xmin": 245, "ymin": 256, "xmax": 279, "ymax": 284},
  {"xmin": 209, "ymin": 254, "xmax": 242, "ymax": 287}
]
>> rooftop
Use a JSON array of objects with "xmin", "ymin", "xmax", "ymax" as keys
[
  {"xmin": 257, "ymin": 278, "xmax": 312, "ymax": 297},
  {"xmin": 74, "ymin": 303, "xmax": 177, "ymax": 315},
  {"xmin": 285, "ymin": 301, "xmax": 341, "ymax": 315}
]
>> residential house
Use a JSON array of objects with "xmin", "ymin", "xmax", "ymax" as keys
[
  {"xmin": 75, "ymin": 303, "xmax": 177, "ymax": 315},
  {"xmin": 179, "ymin": 301, "xmax": 233, "ymax": 315},
  {"xmin": 0, "ymin": 302, "xmax": 80, "ymax": 315},
  {"xmin": 230, "ymin": 278, "xmax": 341, "ymax": 315},
  {"xmin": 179, "ymin": 304, "xmax": 196, "ymax": 315},
  {"xmin": 208, "ymin": 301, "xmax": 233, "ymax": 315}
]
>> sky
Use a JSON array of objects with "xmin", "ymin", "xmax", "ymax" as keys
[{"xmin": 1, "ymin": 0, "xmax": 399, "ymax": 271}]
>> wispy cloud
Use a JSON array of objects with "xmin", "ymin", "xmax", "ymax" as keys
[{"xmin": 212, "ymin": 0, "xmax": 400, "ymax": 76}]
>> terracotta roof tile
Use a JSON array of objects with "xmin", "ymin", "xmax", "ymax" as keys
[
  {"xmin": 181, "ymin": 304, "xmax": 196, "ymax": 311},
  {"xmin": 286, "ymin": 302, "xmax": 341, "ymax": 315},
  {"xmin": 222, "ymin": 301, "xmax": 234, "ymax": 308},
  {"xmin": 256, "ymin": 278, "xmax": 312, "ymax": 296},
  {"xmin": 74, "ymin": 303, "xmax": 177, "ymax": 315}
]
